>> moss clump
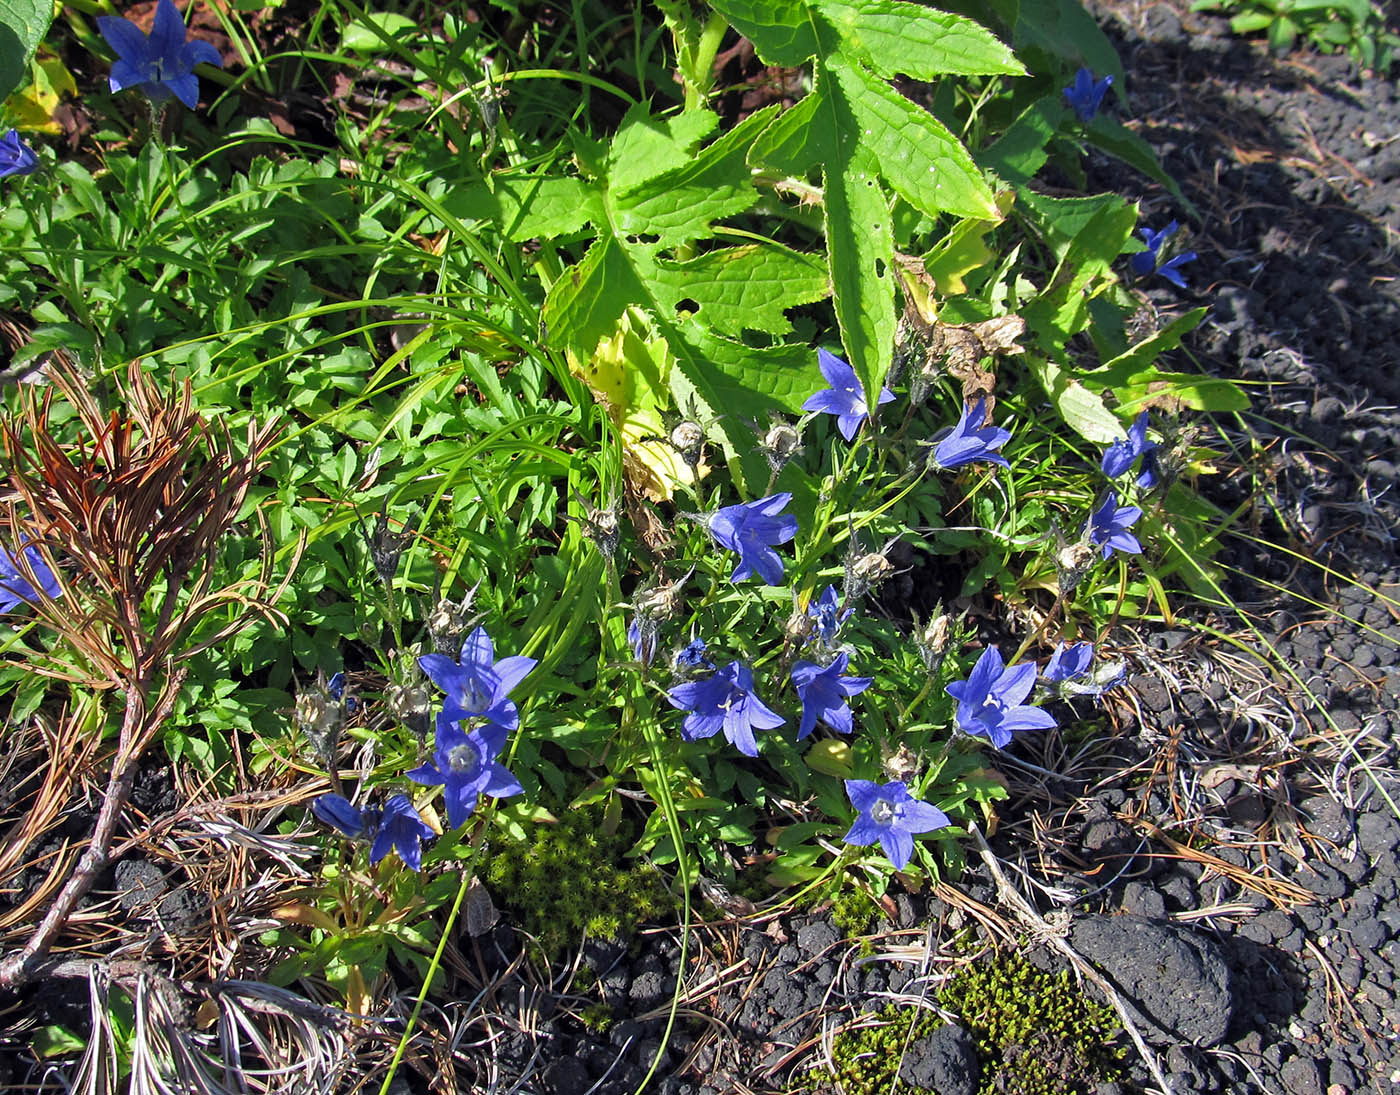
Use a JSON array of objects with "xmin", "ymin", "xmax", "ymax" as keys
[
  {"xmin": 484, "ymin": 804, "xmax": 673, "ymax": 961},
  {"xmin": 938, "ymin": 948, "xmax": 1127, "ymax": 1095},
  {"xmin": 823, "ymin": 1004, "xmax": 941, "ymax": 1092},
  {"xmin": 829, "ymin": 886, "xmax": 878, "ymax": 940}
]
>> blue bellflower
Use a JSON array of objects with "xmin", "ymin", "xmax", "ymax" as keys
[
  {"xmin": 628, "ymin": 616, "xmax": 658, "ymax": 666},
  {"xmin": 946, "ymin": 645, "xmax": 1057, "ymax": 749},
  {"xmin": 0, "ymin": 131, "xmax": 39, "ymax": 178},
  {"xmin": 98, "ymin": 0, "xmax": 223, "ymax": 110},
  {"xmin": 1128, "ymin": 221, "xmax": 1197, "ymax": 288},
  {"xmin": 1100, "ymin": 411, "xmax": 1160, "ymax": 488},
  {"xmin": 311, "ymin": 793, "xmax": 435, "ymax": 871},
  {"xmin": 0, "ymin": 543, "xmax": 60, "ymax": 614},
  {"xmin": 1042, "ymin": 641, "xmax": 1095, "ymax": 684},
  {"xmin": 1085, "ymin": 491, "xmax": 1143, "ymax": 559},
  {"xmin": 407, "ymin": 711, "xmax": 523, "ymax": 829},
  {"xmin": 673, "ymin": 636, "xmax": 714, "ymax": 673},
  {"xmin": 372, "ymin": 794, "xmax": 436, "ymax": 871},
  {"xmin": 933, "ymin": 397, "xmax": 1011, "ymax": 470},
  {"xmin": 842, "ymin": 779, "xmax": 950, "ymax": 871},
  {"xmin": 791, "ymin": 652, "xmax": 872, "ymax": 739},
  {"xmin": 708, "ymin": 493, "xmax": 799, "ymax": 585},
  {"xmin": 418, "ymin": 626, "xmax": 536, "ymax": 730},
  {"xmin": 1063, "ymin": 68, "xmax": 1113, "ymax": 123},
  {"xmin": 807, "ymin": 584, "xmax": 852, "ymax": 646},
  {"xmin": 666, "ymin": 660, "xmax": 784, "ymax": 757},
  {"xmin": 802, "ymin": 348, "xmax": 896, "ymax": 442}
]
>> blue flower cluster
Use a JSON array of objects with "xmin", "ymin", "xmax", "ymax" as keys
[{"xmin": 312, "ymin": 626, "xmax": 533, "ymax": 871}]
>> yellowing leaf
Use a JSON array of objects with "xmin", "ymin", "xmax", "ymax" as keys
[
  {"xmin": 806, "ymin": 738, "xmax": 854, "ymax": 779},
  {"xmin": 5, "ymin": 55, "xmax": 77, "ymax": 135}
]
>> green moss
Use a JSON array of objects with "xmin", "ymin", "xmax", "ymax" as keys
[
  {"xmin": 938, "ymin": 947, "xmax": 1128, "ymax": 1095},
  {"xmin": 483, "ymin": 803, "xmax": 673, "ymax": 961},
  {"xmin": 813, "ymin": 947, "xmax": 1127, "ymax": 1095},
  {"xmin": 829, "ymin": 886, "xmax": 878, "ymax": 940},
  {"xmin": 578, "ymin": 1002, "xmax": 614, "ymax": 1033},
  {"xmin": 821, "ymin": 1004, "xmax": 940, "ymax": 1092}
]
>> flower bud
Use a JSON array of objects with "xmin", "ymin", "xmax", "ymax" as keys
[
  {"xmin": 387, "ymin": 680, "xmax": 432, "ymax": 739},
  {"xmin": 883, "ymin": 744, "xmax": 920, "ymax": 785},
  {"xmin": 669, "ymin": 420, "xmax": 705, "ymax": 467},
  {"xmin": 760, "ymin": 421, "xmax": 801, "ymax": 473},
  {"xmin": 1056, "ymin": 541, "xmax": 1096, "ymax": 596}
]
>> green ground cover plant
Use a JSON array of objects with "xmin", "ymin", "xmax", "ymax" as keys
[{"xmin": 0, "ymin": 0, "xmax": 1252, "ymax": 1089}]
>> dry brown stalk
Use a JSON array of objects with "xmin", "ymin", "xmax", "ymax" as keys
[{"xmin": 0, "ymin": 363, "xmax": 298, "ymax": 989}]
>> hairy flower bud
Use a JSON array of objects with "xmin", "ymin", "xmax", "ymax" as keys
[
  {"xmin": 760, "ymin": 421, "xmax": 801, "ymax": 473},
  {"xmin": 669, "ymin": 420, "xmax": 705, "ymax": 468},
  {"xmin": 387, "ymin": 680, "xmax": 432, "ymax": 739},
  {"xmin": 370, "ymin": 512, "xmax": 409, "ymax": 585},
  {"xmin": 296, "ymin": 689, "xmax": 343, "ymax": 767},
  {"xmin": 883, "ymin": 743, "xmax": 921, "ymax": 785},
  {"xmin": 1056, "ymin": 540, "xmax": 1096, "ymax": 596}
]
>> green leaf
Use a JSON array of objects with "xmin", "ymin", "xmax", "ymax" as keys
[
  {"xmin": 707, "ymin": 0, "xmax": 824, "ymax": 65},
  {"xmin": 1085, "ymin": 117, "xmax": 1197, "ymax": 216},
  {"xmin": 542, "ymin": 234, "xmax": 643, "ymax": 361},
  {"xmin": 31, "ymin": 1025, "xmax": 85, "ymax": 1059},
  {"xmin": 1019, "ymin": 190, "xmax": 1132, "ymax": 262},
  {"xmin": 1089, "ymin": 307, "xmax": 1208, "ymax": 387},
  {"xmin": 0, "ymin": 0, "xmax": 54, "ymax": 99},
  {"xmin": 978, "ymin": 97, "xmax": 1063, "ymax": 184},
  {"xmin": 1027, "ymin": 354, "xmax": 1124, "ymax": 443},
  {"xmin": 814, "ymin": 0, "xmax": 1024, "ymax": 78},
  {"xmin": 1119, "ymin": 372, "xmax": 1250, "ymax": 413},
  {"xmin": 339, "ymin": 11, "xmax": 416, "ymax": 53},
  {"xmin": 748, "ymin": 85, "xmax": 831, "ymax": 174},
  {"xmin": 818, "ymin": 63, "xmax": 896, "ymax": 418},
  {"xmin": 606, "ymin": 104, "xmax": 720, "ymax": 190},
  {"xmin": 1013, "ymin": 0, "xmax": 1124, "ymax": 90},
  {"xmin": 650, "ymin": 244, "xmax": 830, "ymax": 335},
  {"xmin": 827, "ymin": 53, "xmax": 998, "ymax": 219}
]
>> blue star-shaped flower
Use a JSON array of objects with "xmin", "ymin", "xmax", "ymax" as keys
[
  {"xmin": 791, "ymin": 652, "xmax": 872, "ymax": 739},
  {"xmin": 371, "ymin": 794, "xmax": 436, "ymax": 871},
  {"xmin": 1042, "ymin": 641, "xmax": 1094, "ymax": 684},
  {"xmin": 311, "ymin": 793, "xmax": 436, "ymax": 871},
  {"xmin": 1128, "ymin": 221, "xmax": 1197, "ymax": 288},
  {"xmin": 0, "ymin": 543, "xmax": 60, "ymax": 614},
  {"xmin": 1063, "ymin": 67, "xmax": 1113, "ymax": 123},
  {"xmin": 801, "ymin": 348, "xmax": 896, "ymax": 442},
  {"xmin": 1085, "ymin": 491, "xmax": 1143, "ymax": 560},
  {"xmin": 418, "ymin": 626, "xmax": 536, "ymax": 730},
  {"xmin": 708, "ymin": 493, "xmax": 799, "ymax": 586},
  {"xmin": 1100, "ymin": 411, "xmax": 1160, "ymax": 488},
  {"xmin": 842, "ymin": 779, "xmax": 950, "ymax": 871},
  {"xmin": 806, "ymin": 584, "xmax": 852, "ymax": 646},
  {"xmin": 946, "ymin": 645, "xmax": 1057, "ymax": 749},
  {"xmin": 932, "ymin": 396, "xmax": 1012, "ymax": 470},
  {"xmin": 666, "ymin": 660, "xmax": 784, "ymax": 757},
  {"xmin": 407, "ymin": 710, "xmax": 524, "ymax": 830},
  {"xmin": 98, "ymin": 0, "xmax": 223, "ymax": 110},
  {"xmin": 0, "ymin": 131, "xmax": 39, "ymax": 179}
]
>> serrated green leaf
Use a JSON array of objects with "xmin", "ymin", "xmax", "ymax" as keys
[
  {"xmin": 748, "ymin": 87, "xmax": 831, "ymax": 174},
  {"xmin": 827, "ymin": 54, "xmax": 998, "ymax": 219},
  {"xmin": 443, "ymin": 174, "xmax": 603, "ymax": 241},
  {"xmin": 0, "ymin": 0, "xmax": 55, "ymax": 99},
  {"xmin": 815, "ymin": 0, "xmax": 1023, "ymax": 79},
  {"xmin": 650, "ymin": 244, "xmax": 830, "ymax": 336},
  {"xmin": 707, "ymin": 0, "xmax": 824, "ymax": 65},
  {"xmin": 615, "ymin": 104, "xmax": 778, "ymax": 247},
  {"xmin": 1019, "ymin": 190, "xmax": 1133, "ymax": 262},
  {"xmin": 606, "ymin": 104, "xmax": 720, "ymax": 190},
  {"xmin": 978, "ymin": 96, "xmax": 1063, "ymax": 184},
  {"xmin": 542, "ymin": 235, "xmax": 643, "ymax": 362},
  {"xmin": 1028, "ymin": 354, "xmax": 1124, "ymax": 443},
  {"xmin": 820, "ymin": 65, "xmax": 895, "ymax": 418},
  {"xmin": 1088, "ymin": 307, "xmax": 1208, "ymax": 388}
]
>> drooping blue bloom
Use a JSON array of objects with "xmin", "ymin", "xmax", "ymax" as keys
[
  {"xmin": 708, "ymin": 493, "xmax": 799, "ymax": 586},
  {"xmin": 1100, "ymin": 411, "xmax": 1160, "ymax": 488},
  {"xmin": 1128, "ymin": 221, "xmax": 1197, "ymax": 288},
  {"xmin": 407, "ymin": 711, "xmax": 523, "ymax": 830},
  {"xmin": 1085, "ymin": 491, "xmax": 1143, "ymax": 560},
  {"xmin": 0, "ymin": 131, "xmax": 39, "ymax": 178},
  {"xmin": 418, "ymin": 626, "xmax": 536, "ymax": 730},
  {"xmin": 1063, "ymin": 68, "xmax": 1113, "ymax": 123},
  {"xmin": 628, "ymin": 616, "xmax": 658, "ymax": 666},
  {"xmin": 665, "ymin": 660, "xmax": 785, "ymax": 757},
  {"xmin": 311, "ymin": 793, "xmax": 435, "ymax": 871},
  {"xmin": 946, "ymin": 645, "xmax": 1057, "ymax": 749},
  {"xmin": 801, "ymin": 348, "xmax": 896, "ymax": 442},
  {"xmin": 311, "ymin": 793, "xmax": 375, "ymax": 840},
  {"xmin": 807, "ymin": 584, "xmax": 851, "ymax": 646},
  {"xmin": 98, "ymin": 0, "xmax": 222, "ymax": 110},
  {"xmin": 791, "ymin": 652, "xmax": 872, "ymax": 739},
  {"xmin": 0, "ymin": 543, "xmax": 60, "ymax": 614},
  {"xmin": 1042, "ymin": 641, "xmax": 1095, "ymax": 684},
  {"xmin": 370, "ymin": 794, "xmax": 436, "ymax": 871},
  {"xmin": 842, "ymin": 779, "xmax": 950, "ymax": 871},
  {"xmin": 932, "ymin": 397, "xmax": 1012, "ymax": 470}
]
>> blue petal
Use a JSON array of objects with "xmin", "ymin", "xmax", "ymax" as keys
[
  {"xmin": 165, "ymin": 72, "xmax": 200, "ymax": 109},
  {"xmin": 150, "ymin": 0, "xmax": 189, "ymax": 61},
  {"xmin": 897, "ymin": 800, "xmax": 950, "ymax": 834},
  {"xmin": 878, "ymin": 827, "xmax": 914, "ymax": 870},
  {"xmin": 844, "ymin": 779, "xmax": 885, "ymax": 813},
  {"xmin": 98, "ymin": 16, "xmax": 153, "ymax": 63}
]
